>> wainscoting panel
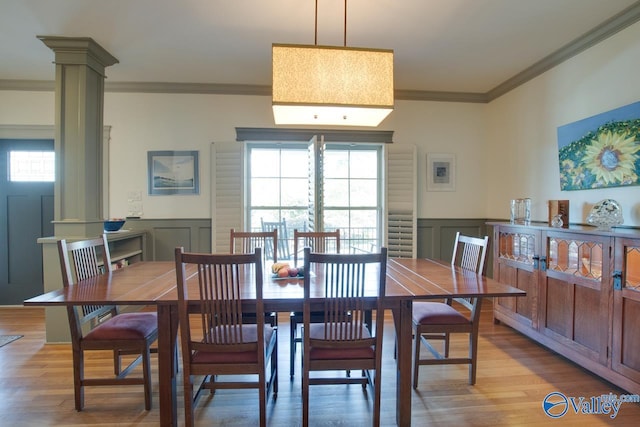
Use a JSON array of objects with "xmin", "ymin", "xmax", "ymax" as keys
[
  {"xmin": 124, "ymin": 218, "xmax": 211, "ymax": 261},
  {"xmin": 153, "ymin": 228, "xmax": 191, "ymax": 261},
  {"xmin": 417, "ymin": 218, "xmax": 493, "ymax": 277},
  {"xmin": 124, "ymin": 218, "xmax": 492, "ymax": 276}
]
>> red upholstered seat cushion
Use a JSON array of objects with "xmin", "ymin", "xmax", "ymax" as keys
[
  {"xmin": 192, "ymin": 325, "xmax": 275, "ymax": 364},
  {"xmin": 84, "ymin": 312, "xmax": 158, "ymax": 341},
  {"xmin": 412, "ymin": 302, "xmax": 469, "ymax": 325},
  {"xmin": 308, "ymin": 323, "xmax": 374, "ymax": 360}
]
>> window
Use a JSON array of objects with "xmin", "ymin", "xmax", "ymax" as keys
[
  {"xmin": 323, "ymin": 145, "xmax": 381, "ymax": 253},
  {"xmin": 220, "ymin": 128, "xmax": 415, "ymax": 258},
  {"xmin": 248, "ymin": 145, "xmax": 309, "ymax": 231},
  {"xmin": 247, "ymin": 142, "xmax": 381, "ymax": 256},
  {"xmin": 8, "ymin": 151, "xmax": 55, "ymax": 182}
]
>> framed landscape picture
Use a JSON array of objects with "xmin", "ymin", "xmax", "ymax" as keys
[
  {"xmin": 147, "ymin": 150, "xmax": 199, "ymax": 195},
  {"xmin": 427, "ymin": 153, "xmax": 456, "ymax": 191}
]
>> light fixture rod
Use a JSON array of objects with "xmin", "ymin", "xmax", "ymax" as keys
[
  {"xmin": 314, "ymin": 0, "xmax": 318, "ymax": 45},
  {"xmin": 344, "ymin": 0, "xmax": 347, "ymax": 47},
  {"xmin": 314, "ymin": 0, "xmax": 348, "ymax": 47}
]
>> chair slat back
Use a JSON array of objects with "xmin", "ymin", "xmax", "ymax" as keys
[
  {"xmin": 451, "ymin": 232, "xmax": 489, "ymax": 274},
  {"xmin": 70, "ymin": 245, "xmax": 104, "ymax": 280},
  {"xmin": 230, "ymin": 228, "xmax": 278, "ymax": 263},
  {"xmin": 261, "ymin": 218, "xmax": 290, "ymax": 260},
  {"xmin": 293, "ymin": 229, "xmax": 340, "ymax": 265},
  {"xmin": 303, "ymin": 247, "xmax": 387, "ymax": 345},
  {"xmin": 175, "ymin": 248, "xmax": 264, "ymax": 353},
  {"xmin": 57, "ymin": 235, "xmax": 115, "ymax": 334},
  {"xmin": 451, "ymin": 232, "xmax": 489, "ymax": 307}
]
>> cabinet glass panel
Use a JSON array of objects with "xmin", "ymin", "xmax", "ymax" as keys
[
  {"xmin": 548, "ymin": 237, "xmax": 602, "ymax": 280},
  {"xmin": 625, "ymin": 246, "xmax": 640, "ymax": 290},
  {"xmin": 499, "ymin": 231, "xmax": 535, "ymax": 264}
]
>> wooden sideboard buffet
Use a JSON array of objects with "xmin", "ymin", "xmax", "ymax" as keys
[{"xmin": 488, "ymin": 222, "xmax": 640, "ymax": 394}]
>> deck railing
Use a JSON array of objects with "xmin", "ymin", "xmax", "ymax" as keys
[{"xmin": 251, "ymin": 226, "xmax": 379, "ymax": 260}]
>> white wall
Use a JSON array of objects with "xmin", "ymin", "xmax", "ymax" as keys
[
  {"xmin": 486, "ymin": 20, "xmax": 640, "ymax": 226},
  {"xmin": 390, "ymin": 100, "xmax": 488, "ymax": 218},
  {"xmin": 0, "ymin": 91, "xmax": 54, "ymax": 124},
  {"xmin": 102, "ymin": 92, "xmax": 488, "ymax": 219},
  {"xmin": 104, "ymin": 93, "xmax": 273, "ymax": 219},
  {"xmin": 0, "ymin": 87, "xmax": 487, "ymax": 220}
]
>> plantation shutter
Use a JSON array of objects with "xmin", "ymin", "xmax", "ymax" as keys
[
  {"xmin": 385, "ymin": 144, "xmax": 417, "ymax": 258},
  {"xmin": 307, "ymin": 135, "xmax": 324, "ymax": 231},
  {"xmin": 211, "ymin": 141, "xmax": 244, "ymax": 253}
]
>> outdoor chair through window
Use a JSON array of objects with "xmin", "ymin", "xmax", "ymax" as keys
[
  {"xmin": 261, "ymin": 217, "xmax": 291, "ymax": 260},
  {"xmin": 230, "ymin": 228, "xmax": 278, "ymax": 263}
]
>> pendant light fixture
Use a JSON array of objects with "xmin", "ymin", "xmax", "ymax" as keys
[{"xmin": 272, "ymin": 0, "xmax": 394, "ymax": 127}]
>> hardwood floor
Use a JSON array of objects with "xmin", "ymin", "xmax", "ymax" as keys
[{"xmin": 1, "ymin": 303, "xmax": 639, "ymax": 426}]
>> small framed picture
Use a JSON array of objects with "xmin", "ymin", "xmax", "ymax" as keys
[
  {"xmin": 147, "ymin": 150, "xmax": 199, "ymax": 195},
  {"xmin": 426, "ymin": 153, "xmax": 455, "ymax": 191}
]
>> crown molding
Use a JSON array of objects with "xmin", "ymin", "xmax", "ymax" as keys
[
  {"xmin": 0, "ymin": 79, "xmax": 492, "ymax": 104},
  {"xmin": 394, "ymin": 89, "xmax": 487, "ymax": 103},
  {"xmin": 105, "ymin": 81, "xmax": 272, "ymax": 96},
  {"xmin": 105, "ymin": 82, "xmax": 486, "ymax": 103},
  {"xmin": 487, "ymin": 0, "xmax": 640, "ymax": 101},
  {"xmin": 0, "ymin": 79, "xmax": 55, "ymax": 91},
  {"xmin": 0, "ymin": 78, "xmax": 488, "ymax": 103}
]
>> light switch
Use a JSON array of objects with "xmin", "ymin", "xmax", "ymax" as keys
[{"xmin": 127, "ymin": 190, "xmax": 142, "ymax": 202}]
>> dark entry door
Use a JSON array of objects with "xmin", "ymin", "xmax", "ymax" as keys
[{"xmin": 0, "ymin": 139, "xmax": 54, "ymax": 304}]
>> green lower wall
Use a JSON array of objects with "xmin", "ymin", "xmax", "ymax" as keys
[
  {"xmin": 126, "ymin": 217, "xmax": 494, "ymax": 276},
  {"xmin": 124, "ymin": 218, "xmax": 211, "ymax": 261},
  {"xmin": 417, "ymin": 218, "xmax": 494, "ymax": 277}
]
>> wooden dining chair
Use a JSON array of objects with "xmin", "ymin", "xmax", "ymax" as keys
[
  {"xmin": 411, "ymin": 232, "xmax": 489, "ymax": 387},
  {"xmin": 230, "ymin": 228, "xmax": 278, "ymax": 327},
  {"xmin": 289, "ymin": 229, "xmax": 341, "ymax": 378},
  {"xmin": 292, "ymin": 229, "xmax": 340, "ymax": 265},
  {"xmin": 261, "ymin": 217, "xmax": 291, "ymax": 260},
  {"xmin": 230, "ymin": 228, "xmax": 278, "ymax": 263},
  {"xmin": 57, "ymin": 235, "xmax": 158, "ymax": 411},
  {"xmin": 302, "ymin": 246, "xmax": 387, "ymax": 427},
  {"xmin": 174, "ymin": 247, "xmax": 278, "ymax": 427}
]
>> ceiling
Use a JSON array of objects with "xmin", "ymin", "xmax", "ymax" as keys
[{"xmin": 2, "ymin": 0, "xmax": 640, "ymax": 100}]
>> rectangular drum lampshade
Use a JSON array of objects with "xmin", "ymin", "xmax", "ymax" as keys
[{"xmin": 272, "ymin": 44, "xmax": 394, "ymax": 126}]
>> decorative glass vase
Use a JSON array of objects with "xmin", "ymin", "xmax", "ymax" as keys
[
  {"xmin": 586, "ymin": 199, "xmax": 623, "ymax": 231},
  {"xmin": 551, "ymin": 214, "xmax": 564, "ymax": 228},
  {"xmin": 510, "ymin": 198, "xmax": 531, "ymax": 225}
]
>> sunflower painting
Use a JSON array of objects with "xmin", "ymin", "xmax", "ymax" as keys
[{"xmin": 557, "ymin": 101, "xmax": 640, "ymax": 191}]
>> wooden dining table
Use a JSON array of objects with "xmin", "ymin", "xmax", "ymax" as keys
[{"xmin": 25, "ymin": 257, "xmax": 525, "ymax": 426}]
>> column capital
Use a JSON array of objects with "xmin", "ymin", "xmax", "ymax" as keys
[{"xmin": 37, "ymin": 36, "xmax": 119, "ymax": 76}]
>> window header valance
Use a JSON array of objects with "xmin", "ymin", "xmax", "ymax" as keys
[{"xmin": 235, "ymin": 127, "xmax": 393, "ymax": 143}]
